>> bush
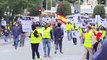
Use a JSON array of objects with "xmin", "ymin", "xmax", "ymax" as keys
[
  {"xmin": 57, "ymin": 1, "xmax": 72, "ymax": 16},
  {"xmin": 92, "ymin": 4, "xmax": 105, "ymax": 18}
]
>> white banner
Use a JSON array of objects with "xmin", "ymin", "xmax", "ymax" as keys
[
  {"xmin": 21, "ymin": 20, "xmax": 32, "ymax": 32},
  {"xmin": 95, "ymin": 15, "xmax": 101, "ymax": 23},
  {"xmin": 1, "ymin": 19, "xmax": 6, "ymax": 26}
]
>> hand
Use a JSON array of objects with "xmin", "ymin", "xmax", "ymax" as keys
[{"xmin": 61, "ymin": 35, "xmax": 64, "ymax": 38}]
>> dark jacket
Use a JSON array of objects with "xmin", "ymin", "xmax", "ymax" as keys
[
  {"xmin": 12, "ymin": 26, "xmax": 21, "ymax": 38},
  {"xmin": 54, "ymin": 27, "xmax": 64, "ymax": 38},
  {"xmin": 32, "ymin": 24, "xmax": 36, "ymax": 31},
  {"xmin": 93, "ymin": 40, "xmax": 107, "ymax": 60}
]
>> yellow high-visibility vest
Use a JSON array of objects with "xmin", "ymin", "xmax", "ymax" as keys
[
  {"xmin": 84, "ymin": 31, "xmax": 93, "ymax": 48},
  {"xmin": 8, "ymin": 26, "xmax": 11, "ymax": 31},
  {"xmin": 66, "ymin": 24, "xmax": 71, "ymax": 31},
  {"xmin": 78, "ymin": 28, "xmax": 82, "ymax": 36},
  {"xmin": 42, "ymin": 27, "xmax": 51, "ymax": 39},
  {"xmin": 30, "ymin": 29, "xmax": 42, "ymax": 44},
  {"xmin": 102, "ymin": 30, "xmax": 106, "ymax": 38}
]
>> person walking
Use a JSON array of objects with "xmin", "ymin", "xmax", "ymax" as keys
[
  {"xmin": 30, "ymin": 24, "xmax": 42, "ymax": 60},
  {"xmin": 78, "ymin": 27, "xmax": 83, "ymax": 45},
  {"xmin": 19, "ymin": 24, "xmax": 26, "ymax": 47},
  {"xmin": 19, "ymin": 32, "xmax": 25, "ymax": 47},
  {"xmin": 42, "ymin": 24, "xmax": 52, "ymax": 57},
  {"xmin": 12, "ymin": 23, "xmax": 21, "ymax": 49},
  {"xmin": 4, "ymin": 29, "xmax": 9, "ymax": 42},
  {"xmin": 82, "ymin": 26, "xmax": 94, "ymax": 60},
  {"xmin": 66, "ymin": 22, "xmax": 72, "ymax": 40},
  {"xmin": 72, "ymin": 25, "xmax": 78, "ymax": 45},
  {"xmin": 54, "ymin": 23, "xmax": 64, "ymax": 54}
]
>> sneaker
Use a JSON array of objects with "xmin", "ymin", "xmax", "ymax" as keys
[
  {"xmin": 44, "ymin": 55, "xmax": 47, "ymax": 58},
  {"xmin": 60, "ymin": 52, "xmax": 63, "ymax": 54},
  {"xmin": 15, "ymin": 47, "xmax": 17, "ymax": 50},
  {"xmin": 48, "ymin": 55, "xmax": 51, "ymax": 58},
  {"xmin": 54, "ymin": 51, "xmax": 57, "ymax": 54},
  {"xmin": 38, "ymin": 58, "xmax": 42, "ymax": 60}
]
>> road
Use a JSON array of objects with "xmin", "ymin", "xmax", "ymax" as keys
[{"xmin": 0, "ymin": 33, "xmax": 84, "ymax": 60}]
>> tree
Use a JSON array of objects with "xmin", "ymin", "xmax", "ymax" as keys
[
  {"xmin": 27, "ymin": 0, "xmax": 41, "ymax": 16},
  {"xmin": 92, "ymin": 4, "xmax": 105, "ymax": 18},
  {"xmin": 65, "ymin": 0, "xmax": 83, "ymax": 5},
  {"xmin": 0, "ymin": 0, "xmax": 28, "ymax": 21},
  {"xmin": 57, "ymin": 1, "xmax": 72, "ymax": 16},
  {"xmin": 98, "ymin": 0, "xmax": 106, "ymax": 5},
  {"xmin": 0, "ymin": 0, "xmax": 8, "ymax": 19},
  {"xmin": 43, "ymin": 0, "xmax": 56, "ymax": 10}
]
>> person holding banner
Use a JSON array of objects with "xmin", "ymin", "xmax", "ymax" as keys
[{"xmin": 72, "ymin": 25, "xmax": 78, "ymax": 45}]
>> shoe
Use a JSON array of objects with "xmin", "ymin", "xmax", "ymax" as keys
[
  {"xmin": 60, "ymin": 52, "xmax": 63, "ymax": 54},
  {"xmin": 48, "ymin": 55, "xmax": 51, "ymax": 58},
  {"xmin": 44, "ymin": 55, "xmax": 47, "ymax": 57},
  {"xmin": 54, "ymin": 51, "xmax": 57, "ymax": 54},
  {"xmin": 15, "ymin": 47, "xmax": 17, "ymax": 50},
  {"xmin": 38, "ymin": 58, "xmax": 42, "ymax": 60}
]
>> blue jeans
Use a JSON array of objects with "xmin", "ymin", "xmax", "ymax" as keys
[
  {"xmin": 67, "ymin": 31, "xmax": 71, "ymax": 40},
  {"xmin": 55, "ymin": 38, "xmax": 63, "ymax": 52},
  {"xmin": 13, "ymin": 36, "xmax": 19, "ymax": 49},
  {"xmin": 42, "ymin": 38, "xmax": 51, "ymax": 56},
  {"xmin": 4, "ymin": 35, "xmax": 9, "ymax": 42}
]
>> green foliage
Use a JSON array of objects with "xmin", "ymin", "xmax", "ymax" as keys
[
  {"xmin": 65, "ymin": 0, "xmax": 83, "ymax": 5},
  {"xmin": 27, "ymin": 0, "xmax": 41, "ymax": 16},
  {"xmin": 97, "ymin": 0, "xmax": 106, "ymax": 5},
  {"xmin": 0, "ymin": 0, "xmax": 8, "ymax": 19},
  {"xmin": 65, "ymin": 0, "xmax": 78, "ymax": 3},
  {"xmin": 0, "ymin": 0, "xmax": 28, "ymax": 21},
  {"xmin": 0, "ymin": 0, "xmax": 56, "ymax": 20},
  {"xmin": 43, "ymin": 0, "xmax": 56, "ymax": 10},
  {"xmin": 57, "ymin": 1, "xmax": 72, "ymax": 16},
  {"xmin": 92, "ymin": 4, "xmax": 105, "ymax": 18}
]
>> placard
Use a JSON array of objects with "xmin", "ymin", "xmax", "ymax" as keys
[
  {"xmin": 95, "ymin": 15, "xmax": 101, "ymax": 23},
  {"xmin": 21, "ymin": 20, "xmax": 32, "ymax": 32}
]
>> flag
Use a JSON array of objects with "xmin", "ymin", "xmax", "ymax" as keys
[{"xmin": 57, "ymin": 14, "xmax": 67, "ymax": 24}]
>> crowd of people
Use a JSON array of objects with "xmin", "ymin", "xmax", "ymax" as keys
[
  {"xmin": 65, "ymin": 20, "xmax": 107, "ymax": 60},
  {"xmin": 0, "ymin": 16, "xmax": 107, "ymax": 60}
]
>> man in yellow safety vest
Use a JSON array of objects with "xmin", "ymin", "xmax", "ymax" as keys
[{"xmin": 83, "ymin": 26, "xmax": 94, "ymax": 60}]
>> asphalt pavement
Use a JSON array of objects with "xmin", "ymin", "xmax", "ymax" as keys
[{"xmin": 0, "ymin": 33, "xmax": 84, "ymax": 60}]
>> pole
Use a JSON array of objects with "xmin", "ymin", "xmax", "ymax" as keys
[
  {"xmin": 106, "ymin": 0, "xmax": 107, "ymax": 6},
  {"xmin": 79, "ymin": 0, "xmax": 80, "ymax": 5},
  {"xmin": 51, "ymin": 0, "xmax": 52, "ymax": 14},
  {"xmin": 46, "ymin": 0, "xmax": 48, "ymax": 10},
  {"xmin": 79, "ymin": 0, "xmax": 81, "ymax": 13}
]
